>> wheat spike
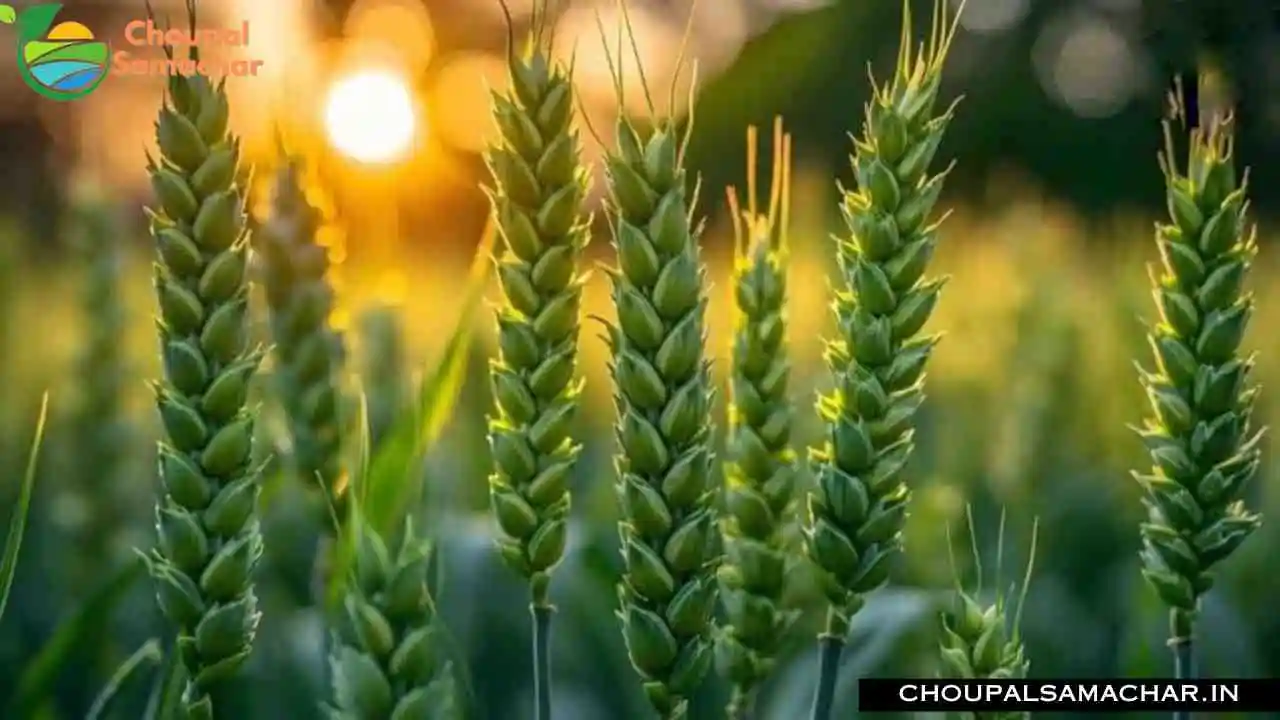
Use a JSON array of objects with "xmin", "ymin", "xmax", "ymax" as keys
[
  {"xmin": 715, "ymin": 118, "xmax": 800, "ymax": 719},
  {"xmin": 139, "ymin": 2, "xmax": 265, "ymax": 716},
  {"xmin": 1134, "ymin": 78, "xmax": 1263, "ymax": 683}
]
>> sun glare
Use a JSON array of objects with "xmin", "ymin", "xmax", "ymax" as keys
[{"xmin": 323, "ymin": 69, "xmax": 416, "ymax": 164}]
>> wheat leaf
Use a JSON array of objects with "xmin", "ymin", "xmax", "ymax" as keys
[
  {"xmin": 0, "ymin": 391, "xmax": 48, "ymax": 626},
  {"xmin": 85, "ymin": 638, "xmax": 164, "ymax": 720}
]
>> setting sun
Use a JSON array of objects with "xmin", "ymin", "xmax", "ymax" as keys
[{"xmin": 323, "ymin": 69, "xmax": 416, "ymax": 164}]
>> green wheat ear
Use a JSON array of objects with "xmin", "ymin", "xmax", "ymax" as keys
[
  {"xmin": 1134, "ymin": 79, "xmax": 1263, "ymax": 675},
  {"xmin": 139, "ymin": 3, "xmax": 265, "ymax": 717},
  {"xmin": 807, "ymin": 0, "xmax": 961, "ymax": 634},
  {"xmin": 259, "ymin": 156, "xmax": 350, "ymax": 530},
  {"xmin": 938, "ymin": 509, "xmax": 1036, "ymax": 720},
  {"xmin": 598, "ymin": 3, "xmax": 720, "ymax": 717},
  {"xmin": 484, "ymin": 0, "xmax": 590, "ymax": 609},
  {"xmin": 804, "ymin": 1, "xmax": 963, "ymax": 717},
  {"xmin": 716, "ymin": 118, "xmax": 801, "ymax": 720},
  {"xmin": 325, "ymin": 517, "xmax": 460, "ymax": 719}
]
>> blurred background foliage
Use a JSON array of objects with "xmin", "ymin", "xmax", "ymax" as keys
[{"xmin": 0, "ymin": 0, "xmax": 1279, "ymax": 718}]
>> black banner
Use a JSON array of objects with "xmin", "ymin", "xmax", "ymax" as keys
[{"xmin": 859, "ymin": 679, "xmax": 1280, "ymax": 712}]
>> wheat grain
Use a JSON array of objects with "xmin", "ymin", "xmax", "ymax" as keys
[
  {"xmin": 139, "ymin": 4, "xmax": 265, "ymax": 715},
  {"xmin": 803, "ymin": 1, "xmax": 963, "ymax": 717},
  {"xmin": 715, "ymin": 119, "xmax": 800, "ymax": 720},
  {"xmin": 1134, "ymin": 80, "xmax": 1263, "ymax": 696}
]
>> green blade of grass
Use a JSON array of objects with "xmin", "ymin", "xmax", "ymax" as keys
[
  {"xmin": 0, "ymin": 391, "xmax": 48, "ymax": 626},
  {"xmin": 141, "ymin": 640, "xmax": 186, "ymax": 720},
  {"xmin": 6, "ymin": 558, "xmax": 147, "ymax": 717},
  {"xmin": 85, "ymin": 638, "xmax": 163, "ymax": 720},
  {"xmin": 363, "ymin": 219, "xmax": 495, "ymax": 534},
  {"xmin": 326, "ymin": 221, "xmax": 495, "ymax": 610}
]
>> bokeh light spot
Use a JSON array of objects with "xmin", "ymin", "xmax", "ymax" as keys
[{"xmin": 324, "ymin": 70, "xmax": 416, "ymax": 164}]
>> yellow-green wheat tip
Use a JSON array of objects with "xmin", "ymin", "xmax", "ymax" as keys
[{"xmin": 717, "ymin": 118, "xmax": 799, "ymax": 718}]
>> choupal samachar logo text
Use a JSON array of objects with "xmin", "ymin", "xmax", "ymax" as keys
[{"xmin": 1, "ymin": 2, "xmax": 264, "ymax": 101}]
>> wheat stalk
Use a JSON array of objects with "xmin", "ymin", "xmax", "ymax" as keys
[
  {"xmin": 715, "ymin": 119, "xmax": 800, "ymax": 720},
  {"xmin": 594, "ymin": 5, "xmax": 720, "ymax": 717},
  {"xmin": 939, "ymin": 509, "xmax": 1036, "ymax": 720},
  {"xmin": 803, "ymin": 2, "xmax": 963, "ymax": 717},
  {"xmin": 325, "ymin": 517, "xmax": 459, "ymax": 719},
  {"xmin": 138, "ymin": 3, "xmax": 265, "ymax": 716},
  {"xmin": 1134, "ymin": 79, "xmax": 1263, "ymax": 711},
  {"xmin": 483, "ymin": 1, "xmax": 592, "ymax": 717},
  {"xmin": 258, "ymin": 156, "xmax": 349, "ymax": 528}
]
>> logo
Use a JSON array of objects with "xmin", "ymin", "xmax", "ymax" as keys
[{"xmin": 0, "ymin": 3, "xmax": 108, "ymax": 100}]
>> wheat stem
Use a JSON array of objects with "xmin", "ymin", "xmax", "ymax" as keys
[
  {"xmin": 1172, "ymin": 634, "xmax": 1192, "ymax": 720},
  {"xmin": 532, "ymin": 603, "xmax": 554, "ymax": 720},
  {"xmin": 808, "ymin": 609, "xmax": 846, "ymax": 720}
]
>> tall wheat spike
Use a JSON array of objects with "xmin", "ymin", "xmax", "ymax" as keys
[
  {"xmin": 803, "ymin": 1, "xmax": 963, "ymax": 717},
  {"xmin": 597, "ymin": 4, "xmax": 720, "ymax": 717},
  {"xmin": 139, "ymin": 2, "xmax": 265, "ymax": 716},
  {"xmin": 1134, "ymin": 79, "xmax": 1262, "ymax": 712},
  {"xmin": 715, "ymin": 119, "xmax": 800, "ymax": 720},
  {"xmin": 483, "ymin": 1, "xmax": 592, "ymax": 717},
  {"xmin": 258, "ymin": 156, "xmax": 349, "ymax": 527}
]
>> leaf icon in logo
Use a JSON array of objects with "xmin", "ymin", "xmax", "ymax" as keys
[{"xmin": 0, "ymin": 5, "xmax": 16, "ymax": 24}]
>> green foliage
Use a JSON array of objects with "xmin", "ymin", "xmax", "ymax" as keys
[
  {"xmin": 715, "ymin": 121, "xmax": 800, "ymax": 718},
  {"xmin": 938, "ymin": 511, "xmax": 1035, "ymax": 720},
  {"xmin": 1134, "ymin": 86, "xmax": 1263, "ymax": 644},
  {"xmin": 68, "ymin": 192, "xmax": 134, "ymax": 575},
  {"xmin": 326, "ymin": 517, "xmax": 459, "ymax": 719},
  {"xmin": 6, "ymin": 559, "xmax": 146, "ymax": 717},
  {"xmin": 598, "ymin": 11, "xmax": 721, "ymax": 716},
  {"xmin": 0, "ymin": 392, "xmax": 47, "ymax": 625},
  {"xmin": 259, "ymin": 158, "xmax": 349, "ymax": 528},
  {"xmin": 139, "ymin": 10, "xmax": 266, "ymax": 714},
  {"xmin": 85, "ymin": 638, "xmax": 163, "ymax": 720},
  {"xmin": 805, "ymin": 0, "xmax": 961, "ymax": 629},
  {"xmin": 329, "ymin": 232, "xmax": 493, "ymax": 612}
]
